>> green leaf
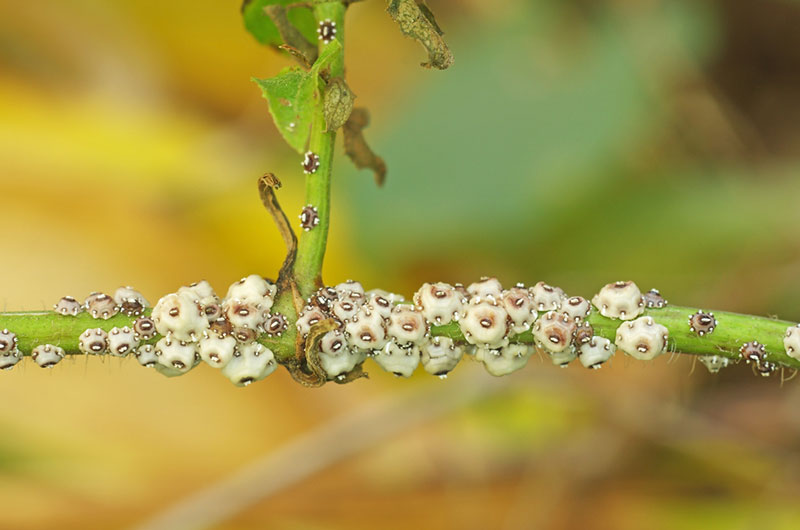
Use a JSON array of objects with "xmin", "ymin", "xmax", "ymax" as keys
[
  {"xmin": 254, "ymin": 68, "xmax": 317, "ymax": 154},
  {"xmin": 253, "ymin": 41, "xmax": 343, "ymax": 154},
  {"xmin": 242, "ymin": 0, "xmax": 318, "ymax": 48},
  {"xmin": 310, "ymin": 38, "xmax": 342, "ymax": 76}
]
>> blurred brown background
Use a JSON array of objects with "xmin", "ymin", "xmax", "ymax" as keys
[{"xmin": 3, "ymin": 0, "xmax": 800, "ymax": 528}]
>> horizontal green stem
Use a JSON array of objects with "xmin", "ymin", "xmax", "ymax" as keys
[
  {"xmin": 2, "ymin": 304, "xmax": 798, "ymax": 371},
  {"xmin": 0, "ymin": 310, "xmax": 284, "ymax": 359},
  {"xmin": 432, "ymin": 305, "xmax": 800, "ymax": 370}
]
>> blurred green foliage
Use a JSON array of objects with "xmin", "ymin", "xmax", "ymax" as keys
[{"xmin": 341, "ymin": 1, "xmax": 800, "ymax": 320}]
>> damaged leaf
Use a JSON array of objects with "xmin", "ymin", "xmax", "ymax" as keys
[
  {"xmin": 253, "ymin": 68, "xmax": 316, "ymax": 154},
  {"xmin": 343, "ymin": 108, "xmax": 387, "ymax": 186},
  {"xmin": 253, "ymin": 40, "xmax": 343, "ymax": 154},
  {"xmin": 323, "ymin": 77, "xmax": 355, "ymax": 132},
  {"xmin": 386, "ymin": 0, "xmax": 454, "ymax": 69}
]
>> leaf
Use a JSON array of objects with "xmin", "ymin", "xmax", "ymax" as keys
[
  {"xmin": 253, "ymin": 40, "xmax": 343, "ymax": 154},
  {"xmin": 343, "ymin": 108, "xmax": 387, "ymax": 186},
  {"xmin": 254, "ymin": 68, "xmax": 317, "ymax": 154},
  {"xmin": 310, "ymin": 38, "xmax": 342, "ymax": 77},
  {"xmin": 242, "ymin": 0, "xmax": 318, "ymax": 49},
  {"xmin": 323, "ymin": 77, "xmax": 355, "ymax": 132},
  {"xmin": 386, "ymin": 0, "xmax": 454, "ymax": 69}
]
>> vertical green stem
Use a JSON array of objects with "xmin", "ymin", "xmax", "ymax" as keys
[{"xmin": 293, "ymin": 2, "xmax": 346, "ymax": 299}]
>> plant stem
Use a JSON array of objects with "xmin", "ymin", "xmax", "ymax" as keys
[
  {"xmin": 431, "ymin": 305, "xmax": 800, "ymax": 370},
  {"xmin": 292, "ymin": 2, "xmax": 346, "ymax": 300},
  {"xmin": 0, "ymin": 310, "xmax": 283, "ymax": 359},
  {"xmin": 3, "ymin": 304, "xmax": 799, "ymax": 371}
]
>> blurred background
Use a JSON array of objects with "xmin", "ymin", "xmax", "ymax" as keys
[{"xmin": 3, "ymin": 0, "xmax": 800, "ymax": 528}]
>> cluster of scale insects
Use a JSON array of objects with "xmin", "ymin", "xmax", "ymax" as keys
[
  {"xmin": 289, "ymin": 278, "xmax": 785, "ymax": 380},
  {"xmin": 0, "ymin": 278, "xmax": 284, "ymax": 386},
  {"xmin": 0, "ymin": 278, "xmax": 796, "ymax": 385},
  {"xmin": 291, "ymin": 278, "xmax": 675, "ymax": 381}
]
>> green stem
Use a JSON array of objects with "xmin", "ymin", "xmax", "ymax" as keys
[
  {"xmin": 431, "ymin": 305, "xmax": 800, "ymax": 370},
  {"xmin": 3, "ymin": 304, "xmax": 799, "ymax": 371},
  {"xmin": 0, "ymin": 310, "xmax": 284, "ymax": 359},
  {"xmin": 292, "ymin": 2, "xmax": 346, "ymax": 300}
]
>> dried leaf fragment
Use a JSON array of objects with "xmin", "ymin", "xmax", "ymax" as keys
[
  {"xmin": 264, "ymin": 5, "xmax": 318, "ymax": 64},
  {"xmin": 343, "ymin": 108, "xmax": 387, "ymax": 186},
  {"xmin": 258, "ymin": 173, "xmax": 298, "ymax": 287},
  {"xmin": 386, "ymin": 0, "xmax": 454, "ymax": 69}
]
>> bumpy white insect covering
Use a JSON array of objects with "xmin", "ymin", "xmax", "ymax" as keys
[{"xmin": 9, "ymin": 276, "xmax": 705, "ymax": 383}]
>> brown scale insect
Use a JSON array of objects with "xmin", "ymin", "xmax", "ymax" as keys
[
  {"xmin": 753, "ymin": 361, "xmax": 777, "ymax": 377},
  {"xmin": 739, "ymin": 341, "xmax": 766, "ymax": 364},
  {"xmin": 202, "ymin": 302, "xmax": 223, "ymax": 321},
  {"xmin": 79, "ymin": 328, "xmax": 109, "ymax": 355},
  {"xmin": 642, "ymin": 288, "xmax": 668, "ymax": 309},
  {"xmin": 367, "ymin": 292, "xmax": 394, "ymax": 319},
  {"xmin": 331, "ymin": 298, "xmax": 360, "ymax": 322},
  {"xmin": 54, "ymin": 296, "xmax": 82, "ymax": 316},
  {"xmin": 296, "ymin": 306, "xmax": 329, "ymax": 337},
  {"xmin": 414, "ymin": 282, "xmax": 464, "ymax": 326},
  {"xmin": 135, "ymin": 344, "xmax": 158, "ymax": 368},
  {"xmin": 225, "ymin": 300, "xmax": 264, "ymax": 331},
  {"xmin": 32, "ymin": 344, "xmax": 64, "ymax": 368},
  {"xmin": 0, "ymin": 329, "xmax": 18, "ymax": 353},
  {"xmin": 467, "ymin": 277, "xmax": 503, "ymax": 300},
  {"xmin": 689, "ymin": 311, "xmax": 716, "ymax": 336},
  {"xmin": 502, "ymin": 286, "xmax": 535, "ymax": 334},
  {"xmin": 345, "ymin": 307, "xmax": 388, "ymax": 351},
  {"xmin": 533, "ymin": 311, "xmax": 576, "ymax": 353},
  {"xmin": 85, "ymin": 292, "xmax": 118, "ymax": 320},
  {"xmin": 233, "ymin": 327, "xmax": 258, "ymax": 343},
  {"xmin": 299, "ymin": 205, "xmax": 320, "ymax": 231},
  {"xmin": 371, "ymin": 294, "xmax": 392, "ymax": 311},
  {"xmin": 265, "ymin": 313, "xmax": 288, "ymax": 336},
  {"xmin": 133, "ymin": 317, "xmax": 157, "ymax": 340},
  {"xmin": 317, "ymin": 19, "xmax": 337, "ymax": 44},
  {"xmin": 209, "ymin": 317, "xmax": 234, "ymax": 338},
  {"xmin": 118, "ymin": 297, "xmax": 145, "ymax": 317},
  {"xmin": 114, "ymin": 287, "xmax": 148, "ymax": 316},
  {"xmin": 309, "ymin": 286, "xmax": 338, "ymax": 312},
  {"xmin": 108, "ymin": 326, "xmax": 138, "ymax": 356},
  {"xmin": 592, "ymin": 281, "xmax": 643, "ymax": 320},
  {"xmin": 460, "ymin": 299, "xmax": 509, "ymax": 347},
  {"xmin": 388, "ymin": 305, "xmax": 427, "ymax": 345},
  {"xmin": 530, "ymin": 281, "xmax": 565, "ymax": 311},
  {"xmin": 301, "ymin": 151, "xmax": 320, "ymax": 174},
  {"xmin": 562, "ymin": 296, "xmax": 591, "ymax": 321},
  {"xmin": 335, "ymin": 279, "xmax": 365, "ymax": 299},
  {"xmin": 574, "ymin": 321, "xmax": 593, "ymax": 345},
  {"xmin": 320, "ymin": 329, "xmax": 347, "ymax": 354}
]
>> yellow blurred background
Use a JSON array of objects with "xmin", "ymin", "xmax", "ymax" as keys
[{"xmin": 3, "ymin": 0, "xmax": 800, "ymax": 528}]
